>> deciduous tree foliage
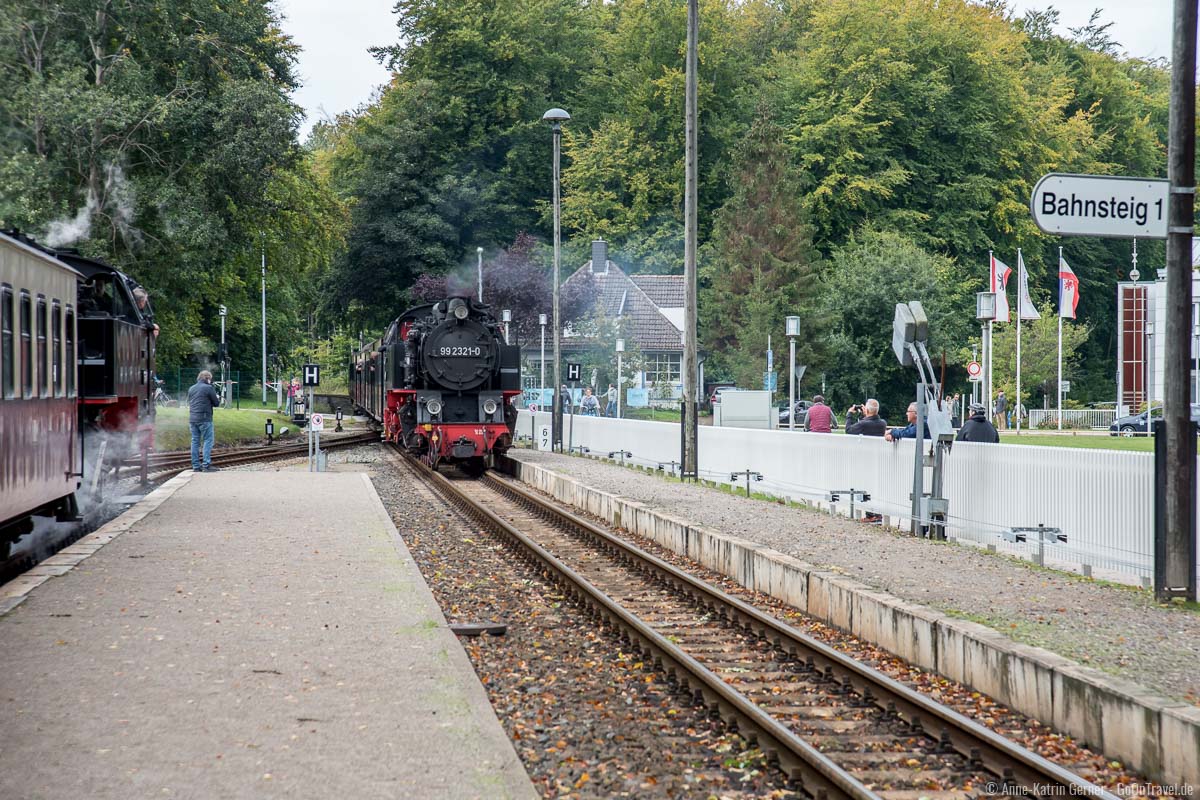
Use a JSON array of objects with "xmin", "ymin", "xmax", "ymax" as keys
[{"xmin": 0, "ymin": 0, "xmax": 340, "ymax": 379}]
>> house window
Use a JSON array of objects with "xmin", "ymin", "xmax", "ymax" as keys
[{"xmin": 644, "ymin": 352, "xmax": 681, "ymax": 386}]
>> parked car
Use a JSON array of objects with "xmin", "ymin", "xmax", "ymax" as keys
[
  {"xmin": 778, "ymin": 400, "xmax": 839, "ymax": 429},
  {"xmin": 1108, "ymin": 405, "xmax": 1200, "ymax": 436},
  {"xmin": 708, "ymin": 384, "xmax": 737, "ymax": 406}
]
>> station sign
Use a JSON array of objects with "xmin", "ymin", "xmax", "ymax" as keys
[
  {"xmin": 1030, "ymin": 173, "xmax": 1168, "ymax": 239},
  {"xmin": 567, "ymin": 362, "xmax": 581, "ymax": 382},
  {"xmin": 303, "ymin": 363, "xmax": 321, "ymax": 386}
]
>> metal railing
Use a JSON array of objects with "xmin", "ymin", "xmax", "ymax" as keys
[{"xmin": 1027, "ymin": 408, "xmax": 1117, "ymax": 430}]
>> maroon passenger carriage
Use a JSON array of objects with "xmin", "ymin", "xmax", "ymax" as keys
[{"xmin": 0, "ymin": 231, "xmax": 156, "ymax": 558}]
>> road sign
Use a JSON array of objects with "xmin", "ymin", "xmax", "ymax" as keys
[
  {"xmin": 567, "ymin": 362, "xmax": 581, "ymax": 381},
  {"xmin": 310, "ymin": 413, "xmax": 324, "ymax": 431},
  {"xmin": 1030, "ymin": 173, "xmax": 1168, "ymax": 239},
  {"xmin": 303, "ymin": 363, "xmax": 321, "ymax": 386},
  {"xmin": 1062, "ymin": 380, "xmax": 1071, "ymax": 393},
  {"xmin": 967, "ymin": 361, "xmax": 982, "ymax": 382}
]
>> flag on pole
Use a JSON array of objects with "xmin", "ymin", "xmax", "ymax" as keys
[
  {"xmin": 990, "ymin": 254, "xmax": 1012, "ymax": 322},
  {"xmin": 1058, "ymin": 256, "xmax": 1079, "ymax": 319},
  {"xmin": 1017, "ymin": 251, "xmax": 1040, "ymax": 320}
]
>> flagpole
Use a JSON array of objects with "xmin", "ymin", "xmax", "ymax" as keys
[
  {"xmin": 1057, "ymin": 246, "xmax": 1063, "ymax": 431},
  {"xmin": 987, "ymin": 251, "xmax": 994, "ymax": 423},
  {"xmin": 1016, "ymin": 249, "xmax": 1023, "ymax": 433}
]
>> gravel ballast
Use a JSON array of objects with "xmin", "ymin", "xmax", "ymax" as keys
[
  {"xmin": 509, "ymin": 450, "xmax": 1200, "ymax": 706},
  {"xmin": 369, "ymin": 451, "xmax": 794, "ymax": 798}
]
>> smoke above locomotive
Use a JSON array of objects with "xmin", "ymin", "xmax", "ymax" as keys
[{"xmin": 352, "ymin": 297, "xmax": 520, "ymax": 475}]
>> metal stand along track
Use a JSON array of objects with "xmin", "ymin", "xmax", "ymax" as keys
[{"xmin": 390, "ymin": 449, "xmax": 1115, "ymax": 800}]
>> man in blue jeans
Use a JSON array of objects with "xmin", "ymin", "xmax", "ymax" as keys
[{"xmin": 188, "ymin": 370, "xmax": 221, "ymax": 472}]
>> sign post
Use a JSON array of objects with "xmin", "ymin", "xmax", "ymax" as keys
[
  {"xmin": 566, "ymin": 362, "xmax": 580, "ymax": 452},
  {"xmin": 309, "ymin": 412, "xmax": 324, "ymax": 472}
]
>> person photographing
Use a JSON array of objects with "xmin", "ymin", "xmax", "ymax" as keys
[
  {"xmin": 188, "ymin": 370, "xmax": 221, "ymax": 472},
  {"xmin": 845, "ymin": 399, "xmax": 887, "ymax": 436}
]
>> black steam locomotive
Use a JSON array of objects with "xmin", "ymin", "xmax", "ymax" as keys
[{"xmin": 352, "ymin": 297, "xmax": 519, "ymax": 475}]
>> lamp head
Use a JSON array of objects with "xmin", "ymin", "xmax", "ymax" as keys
[
  {"xmin": 502, "ymin": 309, "xmax": 512, "ymax": 323},
  {"xmin": 785, "ymin": 316, "xmax": 800, "ymax": 337},
  {"xmin": 615, "ymin": 338, "xmax": 625, "ymax": 353},
  {"xmin": 976, "ymin": 292, "xmax": 997, "ymax": 322},
  {"xmin": 539, "ymin": 313, "xmax": 547, "ymax": 326},
  {"xmin": 477, "ymin": 246, "xmax": 483, "ymax": 255},
  {"xmin": 542, "ymin": 108, "xmax": 570, "ymax": 129}
]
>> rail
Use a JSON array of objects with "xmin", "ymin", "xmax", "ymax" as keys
[{"xmin": 390, "ymin": 446, "xmax": 1115, "ymax": 800}]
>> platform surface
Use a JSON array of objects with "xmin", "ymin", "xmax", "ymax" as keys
[{"xmin": 0, "ymin": 471, "xmax": 535, "ymax": 800}]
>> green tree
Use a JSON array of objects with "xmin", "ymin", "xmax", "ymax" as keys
[
  {"xmin": 700, "ymin": 110, "xmax": 822, "ymax": 390},
  {"xmin": 813, "ymin": 230, "xmax": 973, "ymax": 417},
  {"xmin": 987, "ymin": 304, "xmax": 1090, "ymax": 412}
]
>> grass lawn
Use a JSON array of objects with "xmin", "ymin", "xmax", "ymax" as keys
[{"xmin": 154, "ymin": 406, "xmax": 298, "ymax": 451}]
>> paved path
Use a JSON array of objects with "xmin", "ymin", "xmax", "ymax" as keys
[
  {"xmin": 0, "ymin": 471, "xmax": 535, "ymax": 800},
  {"xmin": 511, "ymin": 449, "xmax": 1200, "ymax": 706}
]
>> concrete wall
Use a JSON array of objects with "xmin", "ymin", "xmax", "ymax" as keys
[{"xmin": 503, "ymin": 455, "xmax": 1200, "ymax": 788}]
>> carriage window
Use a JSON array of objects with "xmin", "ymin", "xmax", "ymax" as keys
[
  {"xmin": 1, "ymin": 286, "xmax": 12, "ymax": 398},
  {"xmin": 65, "ymin": 307, "xmax": 75, "ymax": 397},
  {"xmin": 52, "ymin": 301, "xmax": 62, "ymax": 396},
  {"xmin": 20, "ymin": 292, "xmax": 31, "ymax": 397},
  {"xmin": 37, "ymin": 297, "xmax": 48, "ymax": 397}
]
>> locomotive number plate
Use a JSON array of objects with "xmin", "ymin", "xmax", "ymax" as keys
[{"xmin": 438, "ymin": 346, "xmax": 482, "ymax": 357}]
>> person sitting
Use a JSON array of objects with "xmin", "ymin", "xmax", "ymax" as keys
[
  {"xmin": 844, "ymin": 399, "xmax": 887, "ymax": 436},
  {"xmin": 804, "ymin": 395, "xmax": 834, "ymax": 433},
  {"xmin": 956, "ymin": 402, "xmax": 1000, "ymax": 443},
  {"xmin": 884, "ymin": 402, "xmax": 931, "ymax": 442}
]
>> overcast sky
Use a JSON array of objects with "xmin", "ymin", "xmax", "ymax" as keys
[{"xmin": 275, "ymin": 1, "xmax": 1178, "ymax": 140}]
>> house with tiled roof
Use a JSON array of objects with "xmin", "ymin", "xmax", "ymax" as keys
[{"xmin": 522, "ymin": 240, "xmax": 686, "ymax": 402}]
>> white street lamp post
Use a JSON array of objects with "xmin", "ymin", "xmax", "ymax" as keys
[
  {"xmin": 976, "ymin": 292, "xmax": 997, "ymax": 424},
  {"xmin": 219, "ymin": 304, "xmax": 228, "ymax": 407},
  {"xmin": 543, "ymin": 107, "xmax": 570, "ymax": 451},
  {"xmin": 786, "ymin": 315, "xmax": 800, "ymax": 431},
  {"xmin": 616, "ymin": 338, "xmax": 625, "ymax": 419},
  {"xmin": 261, "ymin": 233, "xmax": 267, "ymax": 404}
]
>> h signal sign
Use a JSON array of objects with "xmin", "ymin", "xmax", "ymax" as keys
[
  {"xmin": 303, "ymin": 364, "xmax": 321, "ymax": 386},
  {"xmin": 567, "ymin": 362, "xmax": 581, "ymax": 382}
]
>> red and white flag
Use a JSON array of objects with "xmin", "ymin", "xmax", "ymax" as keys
[
  {"xmin": 1058, "ymin": 256, "xmax": 1079, "ymax": 319},
  {"xmin": 1017, "ymin": 251, "xmax": 1040, "ymax": 320},
  {"xmin": 990, "ymin": 253, "xmax": 1012, "ymax": 322}
]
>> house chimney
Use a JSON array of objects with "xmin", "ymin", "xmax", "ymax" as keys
[{"xmin": 591, "ymin": 239, "xmax": 608, "ymax": 273}]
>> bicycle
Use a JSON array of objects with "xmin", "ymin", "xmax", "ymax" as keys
[{"xmin": 153, "ymin": 379, "xmax": 174, "ymax": 407}]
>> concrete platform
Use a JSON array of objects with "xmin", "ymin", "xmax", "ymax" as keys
[{"xmin": 0, "ymin": 471, "xmax": 536, "ymax": 800}]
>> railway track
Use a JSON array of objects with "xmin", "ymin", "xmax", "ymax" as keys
[
  {"xmin": 130, "ymin": 431, "xmax": 380, "ymax": 481},
  {"xmin": 391, "ymin": 449, "xmax": 1115, "ymax": 800}
]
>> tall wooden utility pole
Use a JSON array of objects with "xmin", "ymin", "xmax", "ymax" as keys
[
  {"xmin": 1163, "ymin": 0, "xmax": 1198, "ymax": 600},
  {"xmin": 682, "ymin": 0, "xmax": 699, "ymax": 478}
]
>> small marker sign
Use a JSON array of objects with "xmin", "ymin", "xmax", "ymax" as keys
[{"xmin": 310, "ymin": 413, "xmax": 324, "ymax": 431}]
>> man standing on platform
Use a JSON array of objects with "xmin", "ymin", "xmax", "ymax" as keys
[{"xmin": 188, "ymin": 370, "xmax": 221, "ymax": 472}]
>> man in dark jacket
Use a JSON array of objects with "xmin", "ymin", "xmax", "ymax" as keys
[
  {"xmin": 956, "ymin": 403, "xmax": 1000, "ymax": 443},
  {"xmin": 844, "ymin": 399, "xmax": 887, "ymax": 436},
  {"xmin": 188, "ymin": 370, "xmax": 221, "ymax": 472}
]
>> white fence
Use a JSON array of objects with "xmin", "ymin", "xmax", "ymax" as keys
[
  {"xmin": 516, "ymin": 411, "xmax": 1176, "ymax": 583},
  {"xmin": 1027, "ymin": 408, "xmax": 1117, "ymax": 429}
]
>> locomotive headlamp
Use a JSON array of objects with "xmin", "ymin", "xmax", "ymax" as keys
[
  {"xmin": 483, "ymin": 398, "xmax": 498, "ymax": 415},
  {"xmin": 453, "ymin": 304, "xmax": 468, "ymax": 320},
  {"xmin": 426, "ymin": 399, "xmax": 443, "ymax": 416},
  {"xmin": 448, "ymin": 297, "xmax": 469, "ymax": 320}
]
